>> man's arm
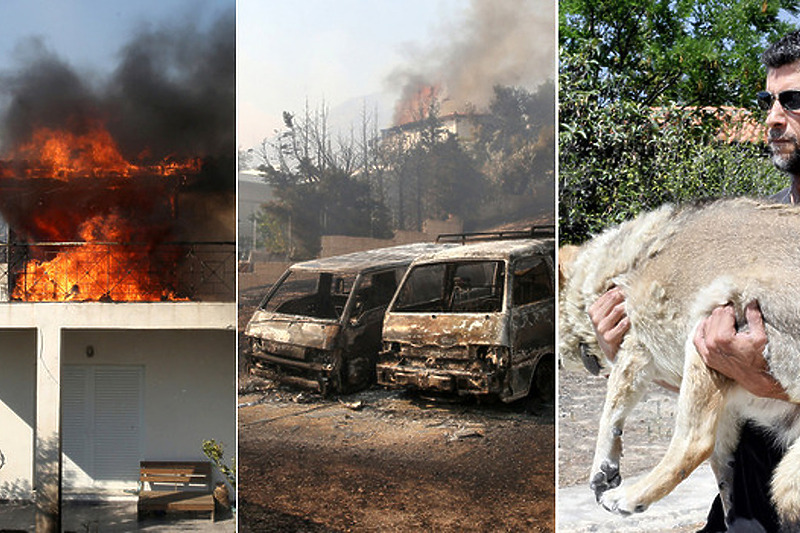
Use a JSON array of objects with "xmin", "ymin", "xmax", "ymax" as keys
[{"xmin": 693, "ymin": 301, "xmax": 789, "ymax": 401}]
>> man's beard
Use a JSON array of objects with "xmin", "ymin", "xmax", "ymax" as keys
[{"xmin": 769, "ymin": 131, "xmax": 800, "ymax": 175}]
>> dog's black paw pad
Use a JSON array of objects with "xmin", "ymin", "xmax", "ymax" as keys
[
  {"xmin": 590, "ymin": 461, "xmax": 621, "ymax": 500},
  {"xmin": 601, "ymin": 461, "xmax": 621, "ymax": 486}
]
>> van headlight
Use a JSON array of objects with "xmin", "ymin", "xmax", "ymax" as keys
[{"xmin": 471, "ymin": 345, "xmax": 509, "ymax": 369}]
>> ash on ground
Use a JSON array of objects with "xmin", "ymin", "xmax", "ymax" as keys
[{"xmin": 238, "ymin": 365, "xmax": 555, "ymax": 532}]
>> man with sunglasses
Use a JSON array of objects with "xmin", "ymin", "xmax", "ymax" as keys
[{"xmin": 589, "ymin": 30, "xmax": 800, "ymax": 533}]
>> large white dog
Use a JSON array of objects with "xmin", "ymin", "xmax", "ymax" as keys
[{"xmin": 559, "ymin": 197, "xmax": 800, "ymax": 531}]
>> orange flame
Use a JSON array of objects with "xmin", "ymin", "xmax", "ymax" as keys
[
  {"xmin": 394, "ymin": 84, "xmax": 441, "ymax": 126},
  {"xmin": 12, "ymin": 123, "xmax": 134, "ymax": 178},
  {"xmin": 8, "ymin": 122, "xmax": 202, "ymax": 179},
  {"xmin": 12, "ymin": 214, "xmax": 184, "ymax": 302},
  {"xmin": 5, "ymin": 121, "xmax": 201, "ymax": 301}
]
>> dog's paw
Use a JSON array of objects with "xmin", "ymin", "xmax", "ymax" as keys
[
  {"xmin": 590, "ymin": 460, "xmax": 621, "ymax": 500},
  {"xmin": 599, "ymin": 487, "xmax": 648, "ymax": 516}
]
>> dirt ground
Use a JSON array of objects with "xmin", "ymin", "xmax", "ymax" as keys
[
  {"xmin": 237, "ymin": 287, "xmax": 555, "ymax": 532},
  {"xmin": 238, "ymin": 375, "xmax": 554, "ymax": 533}
]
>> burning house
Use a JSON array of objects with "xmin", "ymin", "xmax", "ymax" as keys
[
  {"xmin": 383, "ymin": 0, "xmax": 555, "ymax": 143},
  {"xmin": 0, "ymin": 12, "xmax": 235, "ymax": 530},
  {"xmin": 381, "ymin": 85, "xmax": 493, "ymax": 149}
]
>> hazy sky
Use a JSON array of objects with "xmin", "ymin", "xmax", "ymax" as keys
[
  {"xmin": 238, "ymin": 0, "xmax": 464, "ymax": 148},
  {"xmin": 238, "ymin": 0, "xmax": 557, "ymax": 149},
  {"xmin": 0, "ymin": 0, "xmax": 232, "ymax": 72},
  {"xmin": 0, "ymin": 0, "xmax": 234, "ymax": 162},
  {"xmin": 0, "ymin": 1, "xmax": 556, "ymax": 152}
]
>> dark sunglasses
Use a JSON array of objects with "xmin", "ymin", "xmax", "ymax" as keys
[{"xmin": 756, "ymin": 90, "xmax": 800, "ymax": 111}]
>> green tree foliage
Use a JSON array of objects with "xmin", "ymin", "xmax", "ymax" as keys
[
  {"xmin": 385, "ymin": 104, "xmax": 486, "ymax": 231},
  {"xmin": 465, "ymin": 84, "xmax": 556, "ymax": 226},
  {"xmin": 559, "ymin": 0, "xmax": 795, "ymax": 244},
  {"xmin": 478, "ymin": 83, "xmax": 556, "ymax": 198},
  {"xmin": 253, "ymin": 205, "xmax": 290, "ymax": 257},
  {"xmin": 561, "ymin": 0, "xmax": 799, "ymax": 107},
  {"xmin": 419, "ymin": 135, "xmax": 485, "ymax": 221}
]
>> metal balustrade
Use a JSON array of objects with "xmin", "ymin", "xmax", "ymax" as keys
[{"xmin": 0, "ymin": 241, "xmax": 235, "ymax": 302}]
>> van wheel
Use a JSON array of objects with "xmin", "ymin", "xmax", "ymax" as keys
[
  {"xmin": 525, "ymin": 356, "xmax": 554, "ymax": 414},
  {"xmin": 343, "ymin": 355, "xmax": 372, "ymax": 393},
  {"xmin": 534, "ymin": 356, "xmax": 555, "ymax": 401}
]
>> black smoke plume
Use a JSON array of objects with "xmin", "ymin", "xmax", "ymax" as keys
[
  {"xmin": 0, "ymin": 10, "xmax": 234, "ymax": 164},
  {"xmin": 0, "ymin": 9, "xmax": 235, "ymax": 243}
]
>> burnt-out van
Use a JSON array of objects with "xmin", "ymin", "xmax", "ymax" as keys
[
  {"xmin": 377, "ymin": 230, "xmax": 555, "ymax": 404},
  {"xmin": 244, "ymin": 243, "xmax": 456, "ymax": 394}
]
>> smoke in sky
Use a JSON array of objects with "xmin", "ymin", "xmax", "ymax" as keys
[
  {"xmin": 389, "ymin": 0, "xmax": 555, "ymax": 124},
  {"xmin": 0, "ymin": 9, "xmax": 235, "ymax": 164}
]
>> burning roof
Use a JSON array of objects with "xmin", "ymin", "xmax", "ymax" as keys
[{"xmin": 0, "ymin": 11, "xmax": 235, "ymax": 302}]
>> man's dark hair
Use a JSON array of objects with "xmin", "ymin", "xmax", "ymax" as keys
[{"xmin": 762, "ymin": 29, "xmax": 800, "ymax": 68}]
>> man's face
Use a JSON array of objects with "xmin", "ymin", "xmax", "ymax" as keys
[{"xmin": 765, "ymin": 62, "xmax": 800, "ymax": 174}]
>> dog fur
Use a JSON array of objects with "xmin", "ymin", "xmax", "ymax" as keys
[{"xmin": 559, "ymin": 197, "xmax": 800, "ymax": 530}]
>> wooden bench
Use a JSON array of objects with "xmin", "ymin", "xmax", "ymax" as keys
[{"xmin": 137, "ymin": 461, "xmax": 216, "ymax": 521}]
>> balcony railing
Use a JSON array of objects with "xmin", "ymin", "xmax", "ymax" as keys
[{"xmin": 0, "ymin": 241, "xmax": 235, "ymax": 302}]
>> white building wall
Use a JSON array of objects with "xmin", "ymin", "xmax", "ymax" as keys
[
  {"xmin": 62, "ymin": 329, "xmax": 236, "ymax": 486},
  {"xmin": 0, "ymin": 329, "xmax": 35, "ymax": 500},
  {"xmin": 0, "ymin": 304, "xmax": 236, "ymax": 502}
]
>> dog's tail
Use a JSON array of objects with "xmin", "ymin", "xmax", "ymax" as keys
[{"xmin": 558, "ymin": 245, "xmax": 580, "ymax": 292}]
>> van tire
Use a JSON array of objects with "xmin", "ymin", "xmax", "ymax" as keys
[{"xmin": 525, "ymin": 355, "xmax": 554, "ymax": 413}]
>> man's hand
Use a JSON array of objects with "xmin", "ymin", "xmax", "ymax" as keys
[
  {"xmin": 588, "ymin": 287, "xmax": 630, "ymax": 362},
  {"xmin": 589, "ymin": 288, "xmax": 679, "ymax": 391},
  {"xmin": 694, "ymin": 301, "xmax": 788, "ymax": 401}
]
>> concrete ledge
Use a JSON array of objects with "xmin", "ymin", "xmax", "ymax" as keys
[{"xmin": 0, "ymin": 302, "xmax": 236, "ymax": 330}]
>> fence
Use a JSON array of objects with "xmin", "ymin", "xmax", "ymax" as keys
[{"xmin": 0, "ymin": 241, "xmax": 236, "ymax": 302}]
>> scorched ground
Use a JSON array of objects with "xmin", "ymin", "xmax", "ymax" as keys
[{"xmin": 238, "ymin": 295, "xmax": 555, "ymax": 532}]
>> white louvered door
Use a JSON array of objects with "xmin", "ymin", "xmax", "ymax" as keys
[
  {"xmin": 62, "ymin": 365, "xmax": 143, "ymax": 491},
  {"xmin": 62, "ymin": 366, "xmax": 93, "ymax": 488}
]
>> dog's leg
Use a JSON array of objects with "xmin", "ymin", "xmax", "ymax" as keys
[
  {"xmin": 772, "ymin": 438, "xmax": 800, "ymax": 532},
  {"xmin": 599, "ymin": 340, "xmax": 730, "ymax": 515},
  {"xmin": 589, "ymin": 345, "xmax": 651, "ymax": 500},
  {"xmin": 709, "ymin": 409, "xmax": 739, "ymax": 524}
]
